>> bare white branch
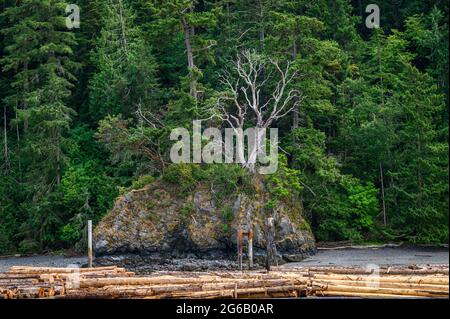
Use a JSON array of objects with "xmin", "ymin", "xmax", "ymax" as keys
[{"xmin": 213, "ymin": 50, "xmax": 301, "ymax": 129}]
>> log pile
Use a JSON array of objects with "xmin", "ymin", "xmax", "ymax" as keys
[
  {"xmin": 305, "ymin": 265, "xmax": 449, "ymax": 298},
  {"xmin": 1, "ymin": 266, "xmax": 134, "ymax": 298},
  {"xmin": 61, "ymin": 270, "xmax": 309, "ymax": 299},
  {"xmin": 0, "ymin": 264, "xmax": 448, "ymax": 299}
]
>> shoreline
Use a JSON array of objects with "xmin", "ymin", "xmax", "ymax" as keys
[{"xmin": 0, "ymin": 246, "xmax": 448, "ymax": 273}]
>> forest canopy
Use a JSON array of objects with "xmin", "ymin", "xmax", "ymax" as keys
[{"xmin": 0, "ymin": 0, "xmax": 448, "ymax": 254}]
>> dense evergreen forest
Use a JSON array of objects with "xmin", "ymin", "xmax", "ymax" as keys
[{"xmin": 0, "ymin": 0, "xmax": 448, "ymax": 254}]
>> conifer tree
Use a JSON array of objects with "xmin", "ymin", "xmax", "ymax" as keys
[
  {"xmin": 336, "ymin": 28, "xmax": 449, "ymax": 242},
  {"xmin": 1, "ymin": 0, "xmax": 78, "ymax": 189},
  {"xmin": 141, "ymin": 0, "xmax": 219, "ymax": 100},
  {"xmin": 1, "ymin": 0, "xmax": 79, "ymax": 248},
  {"xmin": 88, "ymin": 0, "xmax": 159, "ymax": 123}
]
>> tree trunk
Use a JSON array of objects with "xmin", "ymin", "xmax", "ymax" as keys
[
  {"xmin": 265, "ymin": 217, "xmax": 277, "ymax": 271},
  {"xmin": 15, "ymin": 101, "xmax": 22, "ymax": 181},
  {"xmin": 379, "ymin": 163, "xmax": 386, "ymax": 226},
  {"xmin": 3, "ymin": 105, "xmax": 8, "ymax": 165},
  {"xmin": 247, "ymin": 127, "xmax": 266, "ymax": 173},
  {"xmin": 56, "ymin": 129, "xmax": 61, "ymax": 186},
  {"xmin": 257, "ymin": 0, "xmax": 265, "ymax": 46},
  {"xmin": 118, "ymin": 0, "xmax": 129, "ymax": 54},
  {"xmin": 292, "ymin": 99, "xmax": 299, "ymax": 130},
  {"xmin": 23, "ymin": 61, "xmax": 29, "ymax": 132},
  {"xmin": 417, "ymin": 134, "xmax": 423, "ymax": 207},
  {"xmin": 181, "ymin": 13, "xmax": 198, "ymax": 100},
  {"xmin": 292, "ymin": 36, "xmax": 299, "ymax": 130}
]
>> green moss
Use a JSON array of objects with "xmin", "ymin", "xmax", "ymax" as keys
[
  {"xmin": 146, "ymin": 201, "xmax": 156, "ymax": 210},
  {"xmin": 130, "ymin": 175, "xmax": 155, "ymax": 190},
  {"xmin": 265, "ymin": 199, "xmax": 278, "ymax": 211},
  {"xmin": 163, "ymin": 163, "xmax": 197, "ymax": 195},
  {"xmin": 221, "ymin": 205, "xmax": 234, "ymax": 222},
  {"xmin": 160, "ymin": 198, "xmax": 172, "ymax": 208},
  {"xmin": 118, "ymin": 186, "xmax": 127, "ymax": 195},
  {"xmin": 180, "ymin": 202, "xmax": 195, "ymax": 220},
  {"xmin": 161, "ymin": 163, "xmax": 255, "ymax": 202},
  {"xmin": 220, "ymin": 223, "xmax": 230, "ymax": 235},
  {"xmin": 299, "ymin": 218, "xmax": 311, "ymax": 231},
  {"xmin": 206, "ymin": 164, "xmax": 254, "ymax": 202},
  {"xmin": 146, "ymin": 211, "xmax": 157, "ymax": 222}
]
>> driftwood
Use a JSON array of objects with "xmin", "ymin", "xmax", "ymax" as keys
[{"xmin": 317, "ymin": 243, "xmax": 402, "ymax": 250}]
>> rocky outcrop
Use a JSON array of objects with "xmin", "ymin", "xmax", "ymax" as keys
[{"xmin": 94, "ymin": 180, "xmax": 316, "ymax": 265}]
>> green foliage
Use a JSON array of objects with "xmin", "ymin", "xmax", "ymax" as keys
[
  {"xmin": 180, "ymin": 202, "xmax": 195, "ymax": 220},
  {"xmin": 314, "ymin": 177, "xmax": 378, "ymax": 242},
  {"xmin": 18, "ymin": 240, "xmax": 41, "ymax": 255},
  {"xmin": 333, "ymin": 27, "xmax": 449, "ymax": 243},
  {"xmin": 0, "ymin": 0, "xmax": 448, "ymax": 253},
  {"xmin": 1, "ymin": 0, "xmax": 79, "ymax": 192},
  {"xmin": 130, "ymin": 175, "xmax": 156, "ymax": 190},
  {"xmin": 285, "ymin": 127, "xmax": 379, "ymax": 241},
  {"xmin": 96, "ymin": 115, "xmax": 168, "ymax": 185},
  {"xmin": 220, "ymin": 205, "xmax": 234, "ymax": 235},
  {"xmin": 206, "ymin": 164, "xmax": 254, "ymax": 201},
  {"xmin": 60, "ymin": 222, "xmax": 83, "ymax": 245},
  {"xmin": 266, "ymin": 154, "xmax": 303, "ymax": 201},
  {"xmin": 163, "ymin": 163, "xmax": 198, "ymax": 194},
  {"xmin": 0, "ymin": 0, "xmax": 81, "ymax": 252},
  {"xmin": 162, "ymin": 163, "xmax": 252, "ymax": 201},
  {"xmin": 88, "ymin": 0, "xmax": 160, "ymax": 122},
  {"xmin": 221, "ymin": 205, "xmax": 234, "ymax": 223},
  {"xmin": 58, "ymin": 161, "xmax": 118, "ymax": 245}
]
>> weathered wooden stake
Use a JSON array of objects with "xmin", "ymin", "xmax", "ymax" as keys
[
  {"xmin": 87, "ymin": 220, "xmax": 93, "ymax": 268},
  {"xmin": 266, "ymin": 217, "xmax": 276, "ymax": 271},
  {"xmin": 237, "ymin": 226, "xmax": 243, "ymax": 271},
  {"xmin": 248, "ymin": 227, "xmax": 253, "ymax": 269}
]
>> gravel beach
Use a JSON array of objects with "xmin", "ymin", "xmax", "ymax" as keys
[
  {"xmin": 0, "ymin": 255, "xmax": 87, "ymax": 272},
  {"xmin": 283, "ymin": 246, "xmax": 449, "ymax": 268}
]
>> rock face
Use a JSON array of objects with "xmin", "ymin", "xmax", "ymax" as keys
[{"xmin": 94, "ymin": 180, "xmax": 316, "ymax": 264}]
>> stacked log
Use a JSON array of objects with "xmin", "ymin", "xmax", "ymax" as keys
[
  {"xmin": 1, "ymin": 266, "xmax": 134, "ymax": 299},
  {"xmin": 307, "ymin": 264, "xmax": 449, "ymax": 275},
  {"xmin": 0, "ymin": 264, "xmax": 448, "ymax": 299},
  {"xmin": 306, "ymin": 265, "xmax": 449, "ymax": 298},
  {"xmin": 61, "ymin": 271, "xmax": 309, "ymax": 299}
]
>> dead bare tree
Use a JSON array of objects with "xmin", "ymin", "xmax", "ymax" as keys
[
  {"xmin": 215, "ymin": 50, "xmax": 302, "ymax": 129},
  {"xmin": 212, "ymin": 50, "xmax": 303, "ymax": 171}
]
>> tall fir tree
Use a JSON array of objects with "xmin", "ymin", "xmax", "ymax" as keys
[
  {"xmin": 335, "ymin": 28, "xmax": 449, "ymax": 242},
  {"xmin": 88, "ymin": 0, "xmax": 159, "ymax": 123},
  {"xmin": 1, "ymin": 0, "xmax": 79, "ymax": 249},
  {"xmin": 138, "ymin": 0, "xmax": 220, "ymax": 99}
]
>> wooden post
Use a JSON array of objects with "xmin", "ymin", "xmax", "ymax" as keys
[
  {"xmin": 236, "ymin": 225, "xmax": 239, "ymax": 269},
  {"xmin": 87, "ymin": 220, "xmax": 93, "ymax": 268},
  {"xmin": 248, "ymin": 227, "xmax": 253, "ymax": 269},
  {"xmin": 266, "ymin": 217, "xmax": 276, "ymax": 271},
  {"xmin": 237, "ymin": 226, "xmax": 243, "ymax": 271}
]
